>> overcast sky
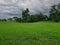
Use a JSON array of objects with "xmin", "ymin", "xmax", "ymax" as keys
[{"xmin": 0, "ymin": 0, "xmax": 60, "ymax": 19}]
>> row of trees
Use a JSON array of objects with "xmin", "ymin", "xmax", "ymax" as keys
[
  {"xmin": 0, "ymin": 3, "xmax": 60, "ymax": 22},
  {"xmin": 0, "ymin": 19, "xmax": 7, "ymax": 21},
  {"xmin": 19, "ymin": 3, "xmax": 60, "ymax": 22},
  {"xmin": 0, "ymin": 8, "xmax": 48, "ymax": 22},
  {"xmin": 21, "ymin": 8, "xmax": 48, "ymax": 22}
]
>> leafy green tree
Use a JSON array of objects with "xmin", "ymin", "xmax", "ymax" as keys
[
  {"xmin": 43, "ymin": 15, "xmax": 48, "ymax": 21},
  {"xmin": 13, "ymin": 17, "xmax": 22, "ymax": 22},
  {"xmin": 49, "ymin": 4, "xmax": 60, "ymax": 22},
  {"xmin": 38, "ymin": 13, "xmax": 44, "ymax": 21},
  {"xmin": 2, "ymin": 19, "xmax": 7, "ymax": 21},
  {"xmin": 30, "ymin": 13, "xmax": 47, "ymax": 22},
  {"xmin": 0, "ymin": 19, "xmax": 2, "ymax": 21},
  {"xmin": 15, "ymin": 18, "xmax": 22, "ymax": 22},
  {"xmin": 30, "ymin": 15, "xmax": 39, "ymax": 22},
  {"xmin": 22, "ymin": 8, "xmax": 30, "ymax": 22},
  {"xmin": 8, "ymin": 18, "xmax": 12, "ymax": 21},
  {"xmin": 57, "ymin": 3, "xmax": 60, "ymax": 20}
]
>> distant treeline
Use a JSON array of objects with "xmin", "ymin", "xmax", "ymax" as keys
[{"xmin": 0, "ymin": 3, "xmax": 60, "ymax": 22}]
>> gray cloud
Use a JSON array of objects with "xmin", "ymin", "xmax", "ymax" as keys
[{"xmin": 0, "ymin": 0, "xmax": 60, "ymax": 19}]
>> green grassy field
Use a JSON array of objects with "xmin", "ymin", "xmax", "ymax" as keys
[{"xmin": 0, "ymin": 21, "xmax": 60, "ymax": 45}]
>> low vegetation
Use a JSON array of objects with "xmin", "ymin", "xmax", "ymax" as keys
[{"xmin": 0, "ymin": 21, "xmax": 60, "ymax": 45}]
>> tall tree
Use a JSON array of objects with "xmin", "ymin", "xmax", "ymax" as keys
[
  {"xmin": 22, "ymin": 8, "xmax": 30, "ymax": 22},
  {"xmin": 49, "ymin": 3, "xmax": 60, "ymax": 22}
]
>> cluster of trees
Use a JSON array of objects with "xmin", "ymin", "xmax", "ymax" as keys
[
  {"xmin": 0, "ymin": 3, "xmax": 60, "ymax": 22},
  {"xmin": 16, "ymin": 3, "xmax": 60, "ymax": 22},
  {"xmin": 21, "ymin": 8, "xmax": 48, "ymax": 22},
  {"xmin": 49, "ymin": 3, "xmax": 60, "ymax": 22},
  {"xmin": 0, "ymin": 19, "xmax": 7, "ymax": 21},
  {"xmin": 0, "ymin": 8, "xmax": 48, "ymax": 22}
]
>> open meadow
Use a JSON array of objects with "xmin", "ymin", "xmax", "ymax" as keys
[{"xmin": 0, "ymin": 21, "xmax": 60, "ymax": 45}]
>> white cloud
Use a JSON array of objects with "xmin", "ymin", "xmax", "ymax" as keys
[{"xmin": 0, "ymin": 0, "xmax": 60, "ymax": 18}]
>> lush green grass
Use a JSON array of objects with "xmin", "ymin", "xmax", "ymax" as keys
[{"xmin": 0, "ymin": 21, "xmax": 60, "ymax": 45}]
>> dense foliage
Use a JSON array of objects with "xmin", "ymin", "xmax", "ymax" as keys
[{"xmin": 49, "ymin": 3, "xmax": 60, "ymax": 22}]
